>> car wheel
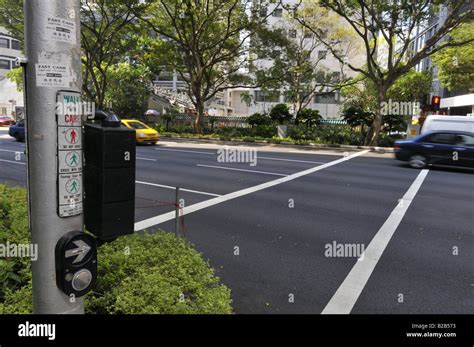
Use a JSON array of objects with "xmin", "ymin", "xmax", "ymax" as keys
[
  {"xmin": 13, "ymin": 133, "xmax": 21, "ymax": 142},
  {"xmin": 409, "ymin": 154, "xmax": 427, "ymax": 169}
]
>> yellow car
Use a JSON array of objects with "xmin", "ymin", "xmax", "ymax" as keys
[{"xmin": 121, "ymin": 119, "xmax": 160, "ymax": 145}]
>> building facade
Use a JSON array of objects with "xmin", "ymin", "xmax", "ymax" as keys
[{"xmin": 0, "ymin": 27, "xmax": 24, "ymax": 117}]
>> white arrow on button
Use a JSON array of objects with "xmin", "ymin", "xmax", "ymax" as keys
[{"xmin": 65, "ymin": 240, "xmax": 91, "ymax": 264}]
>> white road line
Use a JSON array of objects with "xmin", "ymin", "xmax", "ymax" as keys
[
  {"xmin": 0, "ymin": 159, "xmax": 25, "ymax": 165},
  {"xmin": 322, "ymin": 169, "xmax": 430, "ymax": 314},
  {"xmin": 136, "ymin": 181, "xmax": 221, "ymax": 197},
  {"xmin": 197, "ymin": 164, "xmax": 289, "ymax": 177},
  {"xmin": 155, "ymin": 148, "xmax": 215, "ymax": 155},
  {"xmin": 137, "ymin": 157, "xmax": 157, "ymax": 162},
  {"xmin": 135, "ymin": 150, "xmax": 369, "ymax": 231},
  {"xmin": 258, "ymin": 156, "xmax": 325, "ymax": 164},
  {"xmin": 0, "ymin": 148, "xmax": 23, "ymax": 154}
]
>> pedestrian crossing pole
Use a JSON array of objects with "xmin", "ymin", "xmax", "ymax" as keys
[{"xmin": 24, "ymin": 0, "xmax": 84, "ymax": 314}]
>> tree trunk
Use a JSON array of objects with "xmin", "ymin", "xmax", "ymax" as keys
[
  {"xmin": 365, "ymin": 87, "xmax": 387, "ymax": 146},
  {"xmin": 194, "ymin": 101, "xmax": 204, "ymax": 134}
]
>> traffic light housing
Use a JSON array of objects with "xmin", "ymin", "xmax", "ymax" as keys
[
  {"xmin": 83, "ymin": 116, "xmax": 136, "ymax": 241},
  {"xmin": 432, "ymin": 96, "xmax": 440, "ymax": 111}
]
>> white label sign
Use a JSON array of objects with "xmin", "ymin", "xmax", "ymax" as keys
[
  {"xmin": 58, "ymin": 150, "xmax": 82, "ymax": 174},
  {"xmin": 58, "ymin": 126, "xmax": 82, "ymax": 150},
  {"xmin": 59, "ymin": 172, "xmax": 82, "ymax": 206},
  {"xmin": 35, "ymin": 63, "xmax": 72, "ymax": 88},
  {"xmin": 59, "ymin": 202, "xmax": 83, "ymax": 218},
  {"xmin": 45, "ymin": 16, "xmax": 76, "ymax": 44}
]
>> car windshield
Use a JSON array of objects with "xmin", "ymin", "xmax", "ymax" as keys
[{"xmin": 127, "ymin": 121, "xmax": 149, "ymax": 130}]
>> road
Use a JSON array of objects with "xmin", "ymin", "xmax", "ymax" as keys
[{"xmin": 0, "ymin": 127, "xmax": 473, "ymax": 314}]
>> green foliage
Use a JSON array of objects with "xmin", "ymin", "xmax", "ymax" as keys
[
  {"xmin": 87, "ymin": 233, "xmax": 232, "ymax": 314},
  {"xmin": 247, "ymin": 113, "xmax": 272, "ymax": 127},
  {"xmin": 295, "ymin": 109, "xmax": 322, "ymax": 128},
  {"xmin": 105, "ymin": 62, "xmax": 153, "ymax": 119},
  {"xmin": 269, "ymin": 104, "xmax": 292, "ymax": 125},
  {"xmin": 6, "ymin": 68, "xmax": 23, "ymax": 92},
  {"xmin": 0, "ymin": 185, "xmax": 232, "ymax": 314},
  {"xmin": 431, "ymin": 22, "xmax": 474, "ymax": 93},
  {"xmin": 342, "ymin": 106, "xmax": 373, "ymax": 129},
  {"xmin": 388, "ymin": 70, "xmax": 433, "ymax": 102}
]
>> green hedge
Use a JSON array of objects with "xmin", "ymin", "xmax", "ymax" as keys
[{"xmin": 0, "ymin": 185, "xmax": 232, "ymax": 314}]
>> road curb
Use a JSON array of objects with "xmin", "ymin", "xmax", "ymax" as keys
[{"xmin": 160, "ymin": 135, "xmax": 395, "ymax": 153}]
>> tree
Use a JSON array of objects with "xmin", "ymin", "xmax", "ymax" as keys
[
  {"xmin": 254, "ymin": 5, "xmax": 362, "ymax": 115},
  {"xmin": 294, "ymin": 0, "xmax": 474, "ymax": 145},
  {"xmin": 105, "ymin": 62, "xmax": 153, "ymax": 119},
  {"xmin": 296, "ymin": 108, "xmax": 322, "ymax": 128},
  {"xmin": 134, "ymin": 0, "xmax": 280, "ymax": 133},
  {"xmin": 269, "ymin": 103, "xmax": 292, "ymax": 124},
  {"xmin": 0, "ymin": 0, "xmax": 22, "ymax": 40},
  {"xmin": 431, "ymin": 21, "xmax": 474, "ymax": 93},
  {"xmin": 81, "ymin": 0, "xmax": 147, "ymax": 108},
  {"xmin": 342, "ymin": 69, "xmax": 432, "ymax": 132}
]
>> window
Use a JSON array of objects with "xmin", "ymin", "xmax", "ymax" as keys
[
  {"xmin": 0, "ymin": 38, "xmax": 9, "ymax": 49},
  {"xmin": 259, "ymin": 7, "xmax": 267, "ymax": 17},
  {"xmin": 0, "ymin": 59, "xmax": 11, "ymax": 70},
  {"xmin": 424, "ymin": 133, "xmax": 457, "ymax": 145},
  {"xmin": 318, "ymin": 50, "xmax": 327, "ymax": 59},
  {"xmin": 304, "ymin": 30, "xmax": 312, "ymax": 39},
  {"xmin": 273, "ymin": 8, "xmax": 283, "ymax": 17},
  {"xmin": 314, "ymin": 92, "xmax": 337, "ymax": 104},
  {"xmin": 331, "ymin": 71, "xmax": 341, "ymax": 82},
  {"xmin": 254, "ymin": 90, "xmax": 279, "ymax": 103},
  {"xmin": 11, "ymin": 40, "xmax": 20, "ymax": 50},
  {"xmin": 457, "ymin": 135, "xmax": 474, "ymax": 147},
  {"xmin": 288, "ymin": 30, "xmax": 297, "ymax": 38}
]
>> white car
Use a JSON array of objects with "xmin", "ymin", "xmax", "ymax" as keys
[{"xmin": 421, "ymin": 115, "xmax": 474, "ymax": 134}]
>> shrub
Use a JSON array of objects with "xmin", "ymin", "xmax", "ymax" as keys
[
  {"xmin": 247, "ymin": 113, "xmax": 272, "ymax": 127},
  {"xmin": 295, "ymin": 109, "xmax": 322, "ymax": 128},
  {"xmin": 269, "ymin": 104, "xmax": 292, "ymax": 125},
  {"xmin": 0, "ymin": 185, "xmax": 232, "ymax": 314}
]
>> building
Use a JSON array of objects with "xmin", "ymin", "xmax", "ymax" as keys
[
  {"xmin": 227, "ymin": 0, "xmax": 364, "ymax": 118},
  {"xmin": 0, "ymin": 27, "xmax": 24, "ymax": 118}
]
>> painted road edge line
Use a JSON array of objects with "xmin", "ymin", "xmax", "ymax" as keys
[
  {"xmin": 136, "ymin": 181, "xmax": 221, "ymax": 197},
  {"xmin": 135, "ymin": 150, "xmax": 369, "ymax": 231},
  {"xmin": 321, "ymin": 169, "xmax": 430, "ymax": 314},
  {"xmin": 0, "ymin": 159, "xmax": 26, "ymax": 165}
]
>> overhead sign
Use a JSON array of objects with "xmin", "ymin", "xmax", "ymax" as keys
[{"xmin": 57, "ymin": 91, "xmax": 83, "ymax": 218}]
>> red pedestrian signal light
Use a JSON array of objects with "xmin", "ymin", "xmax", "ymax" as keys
[{"xmin": 432, "ymin": 96, "xmax": 440, "ymax": 111}]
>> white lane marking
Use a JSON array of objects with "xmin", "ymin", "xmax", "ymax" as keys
[
  {"xmin": 0, "ymin": 148, "xmax": 23, "ymax": 154},
  {"xmin": 197, "ymin": 164, "xmax": 289, "ymax": 177},
  {"xmin": 155, "ymin": 148, "xmax": 215, "ymax": 155},
  {"xmin": 137, "ymin": 157, "xmax": 157, "ymax": 162},
  {"xmin": 155, "ymin": 147, "xmax": 327, "ymax": 164},
  {"xmin": 136, "ymin": 181, "xmax": 221, "ymax": 197},
  {"xmin": 135, "ymin": 150, "xmax": 369, "ymax": 231},
  {"xmin": 0, "ymin": 159, "xmax": 25, "ymax": 165},
  {"xmin": 322, "ymin": 169, "xmax": 430, "ymax": 314},
  {"xmin": 258, "ymin": 156, "xmax": 325, "ymax": 164}
]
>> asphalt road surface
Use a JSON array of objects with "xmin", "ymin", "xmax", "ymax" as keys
[{"xmin": 1, "ymin": 127, "xmax": 473, "ymax": 314}]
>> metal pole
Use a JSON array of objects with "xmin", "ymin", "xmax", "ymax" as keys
[
  {"xmin": 175, "ymin": 187, "xmax": 180, "ymax": 237},
  {"xmin": 24, "ymin": 0, "xmax": 84, "ymax": 314}
]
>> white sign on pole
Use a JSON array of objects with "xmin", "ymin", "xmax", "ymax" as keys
[
  {"xmin": 45, "ymin": 16, "xmax": 77, "ymax": 44},
  {"xmin": 35, "ymin": 63, "xmax": 72, "ymax": 88},
  {"xmin": 57, "ymin": 91, "xmax": 83, "ymax": 217}
]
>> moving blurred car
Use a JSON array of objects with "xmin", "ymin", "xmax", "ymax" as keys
[
  {"xmin": 121, "ymin": 119, "xmax": 159, "ymax": 145},
  {"xmin": 394, "ymin": 131, "xmax": 474, "ymax": 169},
  {"xmin": 8, "ymin": 119, "xmax": 25, "ymax": 142},
  {"xmin": 0, "ymin": 115, "xmax": 15, "ymax": 126}
]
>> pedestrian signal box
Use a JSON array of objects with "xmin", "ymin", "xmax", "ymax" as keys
[{"xmin": 84, "ymin": 112, "xmax": 136, "ymax": 240}]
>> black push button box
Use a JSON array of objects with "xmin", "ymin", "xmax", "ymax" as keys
[{"xmin": 84, "ymin": 122, "xmax": 136, "ymax": 240}]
